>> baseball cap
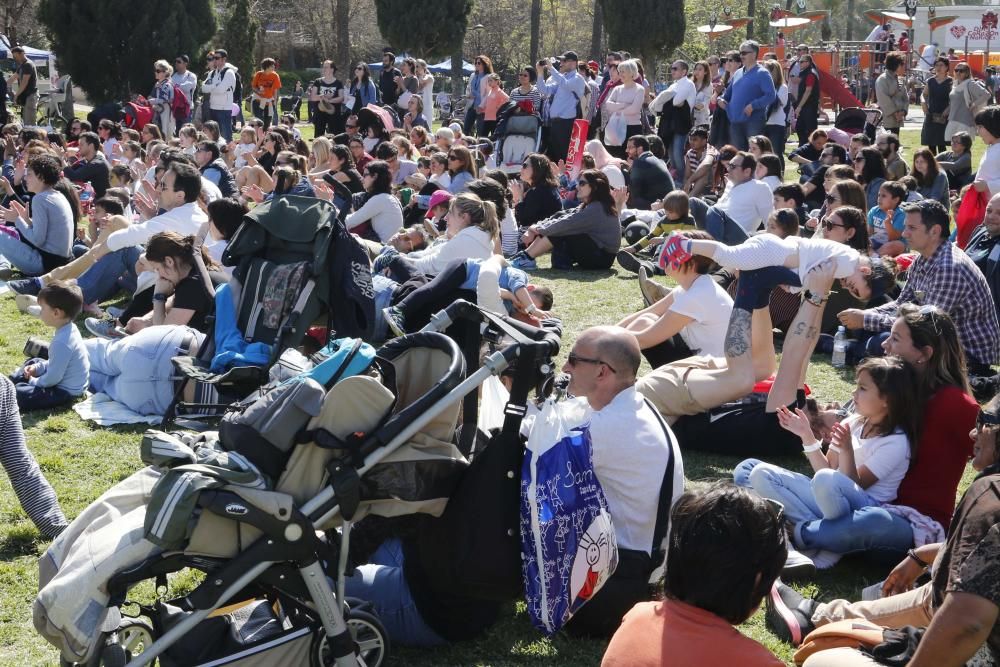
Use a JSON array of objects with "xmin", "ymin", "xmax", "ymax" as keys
[
  {"xmin": 425, "ymin": 190, "xmax": 453, "ymax": 218},
  {"xmin": 214, "ymin": 49, "xmax": 228, "ymax": 59},
  {"xmin": 560, "ymin": 51, "xmax": 579, "ymax": 63},
  {"xmin": 587, "ymin": 60, "xmax": 600, "ymax": 71}
]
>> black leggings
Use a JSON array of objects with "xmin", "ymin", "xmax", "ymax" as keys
[
  {"xmin": 397, "ymin": 260, "xmax": 469, "ymax": 324},
  {"xmin": 641, "ymin": 334, "xmax": 693, "ymax": 369},
  {"xmin": 550, "ymin": 234, "xmax": 616, "ymax": 270}
]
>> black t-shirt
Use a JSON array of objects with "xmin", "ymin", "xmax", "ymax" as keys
[
  {"xmin": 671, "ymin": 394, "xmax": 804, "ymax": 459},
  {"xmin": 171, "ymin": 269, "xmax": 229, "ymax": 333},
  {"xmin": 324, "ymin": 168, "xmax": 364, "ymax": 194},
  {"xmin": 312, "ymin": 77, "xmax": 344, "ymax": 116},
  {"xmin": 805, "ymin": 165, "xmax": 828, "ymax": 209},
  {"xmin": 15, "ymin": 59, "xmax": 36, "ymax": 102}
]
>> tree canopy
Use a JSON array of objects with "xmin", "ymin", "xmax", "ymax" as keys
[
  {"xmin": 598, "ymin": 0, "xmax": 685, "ymax": 65},
  {"xmin": 373, "ymin": 0, "xmax": 474, "ymax": 59},
  {"xmin": 220, "ymin": 0, "xmax": 259, "ymax": 84},
  {"xmin": 38, "ymin": 0, "xmax": 216, "ymax": 104}
]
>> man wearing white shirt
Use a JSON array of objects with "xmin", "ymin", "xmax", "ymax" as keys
[
  {"xmin": 650, "ymin": 61, "xmax": 697, "ymax": 177},
  {"xmin": 74, "ymin": 162, "xmax": 207, "ymax": 306},
  {"xmin": 201, "ymin": 49, "xmax": 238, "ymax": 141},
  {"xmin": 689, "ymin": 152, "xmax": 773, "ymax": 244},
  {"xmin": 556, "ymin": 325, "xmax": 683, "ymax": 638}
]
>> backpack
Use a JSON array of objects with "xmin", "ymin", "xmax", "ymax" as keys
[
  {"xmin": 224, "ymin": 64, "xmax": 243, "ymax": 105},
  {"xmin": 170, "ymin": 84, "xmax": 191, "ymax": 121}
]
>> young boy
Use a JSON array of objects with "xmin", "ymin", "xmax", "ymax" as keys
[
  {"xmin": 866, "ymin": 180, "xmax": 906, "ymax": 256},
  {"xmin": 11, "ymin": 281, "xmax": 89, "ymax": 411},
  {"xmin": 772, "ymin": 183, "xmax": 809, "ymax": 234},
  {"xmin": 383, "ymin": 257, "xmax": 553, "ymax": 335},
  {"xmin": 617, "ymin": 190, "xmax": 695, "ymax": 275}
]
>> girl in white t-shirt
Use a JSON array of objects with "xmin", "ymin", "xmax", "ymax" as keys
[
  {"xmin": 617, "ymin": 230, "xmax": 734, "ymax": 366},
  {"xmin": 659, "ymin": 208, "xmax": 891, "ymax": 297},
  {"xmin": 234, "ymin": 127, "xmax": 258, "ymax": 169},
  {"xmin": 734, "ymin": 357, "xmax": 921, "ymax": 565}
]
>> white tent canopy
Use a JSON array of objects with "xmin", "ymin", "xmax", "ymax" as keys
[
  {"xmin": 366, "ymin": 53, "xmax": 474, "ymax": 75},
  {"xmin": 0, "ymin": 35, "xmax": 52, "ymax": 63}
]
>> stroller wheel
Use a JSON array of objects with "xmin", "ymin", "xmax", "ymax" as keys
[
  {"xmin": 116, "ymin": 618, "xmax": 157, "ymax": 662},
  {"xmin": 312, "ymin": 608, "xmax": 389, "ymax": 667}
]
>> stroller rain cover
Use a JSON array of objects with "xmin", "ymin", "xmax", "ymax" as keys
[{"xmin": 519, "ymin": 397, "xmax": 618, "ymax": 635}]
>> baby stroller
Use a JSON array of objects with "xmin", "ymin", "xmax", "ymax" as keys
[
  {"xmin": 833, "ymin": 106, "xmax": 882, "ymax": 142},
  {"xmin": 494, "ymin": 104, "xmax": 543, "ymax": 176},
  {"xmin": 34, "ymin": 303, "xmax": 561, "ymax": 667},
  {"xmin": 164, "ymin": 195, "xmax": 376, "ymax": 422}
]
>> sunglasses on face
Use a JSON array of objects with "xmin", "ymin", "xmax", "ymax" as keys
[
  {"xmin": 727, "ymin": 162, "xmax": 741, "ymax": 171},
  {"xmin": 853, "ymin": 157, "xmax": 865, "ymax": 163},
  {"xmin": 740, "ymin": 51, "xmax": 754, "ymax": 56},
  {"xmin": 567, "ymin": 352, "xmax": 617, "ymax": 373},
  {"xmin": 825, "ymin": 194, "xmax": 839, "ymax": 203},
  {"xmin": 822, "ymin": 217, "xmax": 844, "ymax": 231},
  {"xmin": 977, "ymin": 411, "xmax": 1000, "ymax": 429}
]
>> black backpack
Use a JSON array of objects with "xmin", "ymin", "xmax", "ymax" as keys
[{"xmin": 226, "ymin": 65, "xmax": 243, "ymax": 105}]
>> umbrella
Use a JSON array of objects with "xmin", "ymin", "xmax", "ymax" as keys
[
  {"xmin": 865, "ymin": 9, "xmax": 913, "ymax": 27},
  {"xmin": 697, "ymin": 24, "xmax": 736, "ymax": 36},
  {"xmin": 769, "ymin": 16, "xmax": 812, "ymax": 29},
  {"xmin": 426, "ymin": 57, "xmax": 475, "ymax": 75}
]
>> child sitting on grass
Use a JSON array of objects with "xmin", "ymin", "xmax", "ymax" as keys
[
  {"xmin": 11, "ymin": 280, "xmax": 89, "ymax": 412},
  {"xmin": 617, "ymin": 190, "xmax": 695, "ymax": 275},
  {"xmin": 383, "ymin": 257, "xmax": 553, "ymax": 335},
  {"xmin": 867, "ymin": 180, "xmax": 907, "ymax": 256}
]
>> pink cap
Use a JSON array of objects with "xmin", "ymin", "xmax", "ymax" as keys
[{"xmin": 425, "ymin": 190, "xmax": 453, "ymax": 218}]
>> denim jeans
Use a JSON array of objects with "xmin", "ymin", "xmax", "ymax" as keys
[
  {"xmin": 0, "ymin": 233, "xmax": 44, "ymax": 276},
  {"xmin": 797, "ymin": 505, "xmax": 914, "ymax": 556},
  {"xmin": 344, "ymin": 538, "xmax": 447, "ymax": 647},
  {"xmin": 689, "ymin": 197, "xmax": 749, "ymax": 246},
  {"xmin": 764, "ymin": 124, "xmax": 787, "ymax": 172},
  {"xmin": 10, "ymin": 359, "xmax": 75, "ymax": 412},
  {"xmin": 735, "ymin": 458, "xmax": 877, "ymax": 523},
  {"xmin": 728, "ymin": 111, "xmax": 767, "ymax": 151},
  {"xmin": 209, "ymin": 107, "xmax": 233, "ymax": 142},
  {"xmin": 670, "ymin": 134, "xmax": 687, "ymax": 177},
  {"xmin": 463, "ymin": 105, "xmax": 479, "ymax": 136},
  {"xmin": 87, "ymin": 325, "xmax": 203, "ymax": 416},
  {"xmin": 75, "ymin": 245, "xmax": 142, "ymax": 304}
]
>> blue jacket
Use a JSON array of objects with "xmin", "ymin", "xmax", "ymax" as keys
[{"xmin": 723, "ymin": 65, "xmax": 776, "ymax": 124}]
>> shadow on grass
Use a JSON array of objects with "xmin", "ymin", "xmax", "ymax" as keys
[{"xmin": 0, "ymin": 524, "xmax": 44, "ymax": 560}]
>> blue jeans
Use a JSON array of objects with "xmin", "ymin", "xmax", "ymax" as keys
[
  {"xmin": 764, "ymin": 124, "xmax": 787, "ymax": 172},
  {"xmin": 797, "ymin": 505, "xmax": 914, "ymax": 557},
  {"xmin": 209, "ymin": 107, "xmax": 233, "ymax": 142},
  {"xmin": 10, "ymin": 359, "xmax": 75, "ymax": 412},
  {"xmin": 0, "ymin": 233, "xmax": 44, "ymax": 275},
  {"xmin": 689, "ymin": 197, "xmax": 749, "ymax": 245},
  {"xmin": 728, "ymin": 112, "xmax": 767, "ymax": 151},
  {"xmin": 344, "ymin": 538, "xmax": 447, "ymax": 647},
  {"xmin": 87, "ymin": 325, "xmax": 202, "ymax": 415},
  {"xmin": 75, "ymin": 246, "xmax": 142, "ymax": 304},
  {"xmin": 670, "ymin": 134, "xmax": 687, "ymax": 177}
]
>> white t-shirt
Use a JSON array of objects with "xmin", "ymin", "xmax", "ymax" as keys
[
  {"xmin": 976, "ymin": 142, "xmax": 1000, "ymax": 197},
  {"xmin": 601, "ymin": 164, "xmax": 626, "ymax": 189},
  {"xmin": 849, "ymin": 418, "xmax": 911, "ymax": 504},
  {"xmin": 668, "ymin": 274, "xmax": 734, "ymax": 357},
  {"xmin": 588, "ymin": 386, "xmax": 684, "ymax": 554}
]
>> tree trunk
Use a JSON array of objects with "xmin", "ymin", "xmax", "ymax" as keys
[
  {"xmin": 529, "ymin": 0, "xmax": 541, "ymax": 65},
  {"xmin": 451, "ymin": 47, "xmax": 464, "ymax": 96},
  {"xmin": 589, "ymin": 0, "xmax": 602, "ymax": 60},
  {"xmin": 747, "ymin": 0, "xmax": 756, "ymax": 40},
  {"xmin": 845, "ymin": 0, "xmax": 855, "ymax": 40},
  {"xmin": 335, "ymin": 0, "xmax": 350, "ymax": 73}
]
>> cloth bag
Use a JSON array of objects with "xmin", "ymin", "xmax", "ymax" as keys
[
  {"xmin": 605, "ymin": 112, "xmax": 627, "ymax": 146},
  {"xmin": 520, "ymin": 396, "xmax": 618, "ymax": 635}
]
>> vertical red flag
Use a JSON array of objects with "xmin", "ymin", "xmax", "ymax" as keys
[{"xmin": 565, "ymin": 119, "xmax": 591, "ymax": 182}]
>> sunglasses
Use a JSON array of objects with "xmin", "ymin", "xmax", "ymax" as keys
[
  {"xmin": 670, "ymin": 66, "xmax": 681, "ymax": 71},
  {"xmin": 825, "ymin": 194, "xmax": 839, "ymax": 203},
  {"xmin": 729, "ymin": 57, "xmax": 741, "ymax": 62},
  {"xmin": 740, "ymin": 51, "xmax": 754, "ymax": 56},
  {"xmin": 726, "ymin": 162, "xmax": 741, "ymax": 171},
  {"xmin": 977, "ymin": 411, "xmax": 1000, "ymax": 428},
  {"xmin": 853, "ymin": 157, "xmax": 865, "ymax": 163},
  {"xmin": 567, "ymin": 352, "xmax": 617, "ymax": 373},
  {"xmin": 822, "ymin": 217, "xmax": 845, "ymax": 231}
]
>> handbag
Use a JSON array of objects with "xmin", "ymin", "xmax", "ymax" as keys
[
  {"xmin": 605, "ymin": 112, "xmax": 627, "ymax": 146},
  {"xmin": 397, "ymin": 90, "xmax": 413, "ymax": 110},
  {"xmin": 955, "ymin": 186, "xmax": 989, "ymax": 249},
  {"xmin": 520, "ymin": 396, "xmax": 618, "ymax": 635}
]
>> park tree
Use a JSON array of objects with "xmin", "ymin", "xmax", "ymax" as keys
[
  {"xmin": 598, "ymin": 0, "xmax": 684, "ymax": 66},
  {"xmin": 38, "ymin": 0, "xmax": 216, "ymax": 103},
  {"xmin": 220, "ymin": 0, "xmax": 259, "ymax": 82},
  {"xmin": 373, "ymin": 0, "xmax": 474, "ymax": 58}
]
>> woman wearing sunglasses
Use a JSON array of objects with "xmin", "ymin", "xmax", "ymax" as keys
[{"xmin": 348, "ymin": 63, "xmax": 378, "ymax": 116}]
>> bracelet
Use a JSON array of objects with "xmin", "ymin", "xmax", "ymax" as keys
[
  {"xmin": 802, "ymin": 440, "xmax": 822, "ymax": 453},
  {"xmin": 906, "ymin": 548, "xmax": 930, "ymax": 569},
  {"xmin": 152, "ymin": 293, "xmax": 169, "ymax": 303},
  {"xmin": 828, "ymin": 445, "xmax": 842, "ymax": 454}
]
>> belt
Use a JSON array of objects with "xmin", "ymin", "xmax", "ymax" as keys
[{"xmin": 180, "ymin": 331, "xmax": 198, "ymax": 356}]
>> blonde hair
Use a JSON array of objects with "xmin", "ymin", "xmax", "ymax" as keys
[
  {"xmin": 312, "ymin": 136, "xmax": 333, "ymax": 166},
  {"xmin": 617, "ymin": 59, "xmax": 639, "ymax": 80},
  {"xmin": 154, "ymin": 59, "xmax": 174, "ymax": 77},
  {"xmin": 450, "ymin": 192, "xmax": 498, "ymax": 240}
]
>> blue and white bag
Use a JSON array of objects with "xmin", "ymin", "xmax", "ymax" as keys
[{"xmin": 520, "ymin": 397, "xmax": 618, "ymax": 635}]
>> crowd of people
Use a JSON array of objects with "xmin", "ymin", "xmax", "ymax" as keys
[{"xmin": 0, "ymin": 38, "xmax": 998, "ymax": 666}]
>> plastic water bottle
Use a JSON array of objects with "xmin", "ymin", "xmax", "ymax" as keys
[{"xmin": 832, "ymin": 325, "xmax": 848, "ymax": 369}]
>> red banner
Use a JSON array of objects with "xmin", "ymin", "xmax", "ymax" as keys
[{"xmin": 565, "ymin": 119, "xmax": 591, "ymax": 182}]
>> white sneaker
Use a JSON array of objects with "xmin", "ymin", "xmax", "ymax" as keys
[
  {"xmin": 810, "ymin": 549, "xmax": 843, "ymax": 570},
  {"xmin": 14, "ymin": 293, "xmax": 37, "ymax": 314},
  {"xmin": 782, "ymin": 546, "xmax": 817, "ymax": 580},
  {"xmin": 26, "ymin": 304, "xmax": 41, "ymax": 318}
]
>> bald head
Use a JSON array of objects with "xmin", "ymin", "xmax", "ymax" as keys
[
  {"xmin": 579, "ymin": 326, "xmax": 641, "ymax": 382},
  {"xmin": 986, "ymin": 193, "xmax": 1000, "ymax": 237}
]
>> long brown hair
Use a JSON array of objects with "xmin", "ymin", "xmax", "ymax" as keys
[
  {"xmin": 896, "ymin": 303, "xmax": 971, "ymax": 396},
  {"xmin": 911, "ymin": 148, "xmax": 942, "ymax": 188},
  {"xmin": 145, "ymin": 231, "xmax": 219, "ymax": 270},
  {"xmin": 855, "ymin": 357, "xmax": 922, "ymax": 458},
  {"xmin": 447, "ymin": 145, "xmax": 477, "ymax": 177},
  {"xmin": 577, "ymin": 169, "xmax": 617, "ymax": 217}
]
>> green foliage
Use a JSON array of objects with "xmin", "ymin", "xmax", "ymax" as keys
[
  {"xmin": 220, "ymin": 0, "xmax": 258, "ymax": 86},
  {"xmin": 276, "ymin": 69, "xmax": 320, "ymax": 94},
  {"xmin": 373, "ymin": 0, "xmax": 475, "ymax": 59},
  {"xmin": 598, "ymin": 0, "xmax": 686, "ymax": 63},
  {"xmin": 37, "ymin": 0, "xmax": 216, "ymax": 104}
]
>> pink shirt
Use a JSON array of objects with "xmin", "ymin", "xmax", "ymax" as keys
[{"xmin": 483, "ymin": 87, "xmax": 510, "ymax": 121}]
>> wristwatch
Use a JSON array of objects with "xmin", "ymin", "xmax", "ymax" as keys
[
  {"xmin": 803, "ymin": 289, "xmax": 828, "ymax": 307},
  {"xmin": 152, "ymin": 293, "xmax": 169, "ymax": 303}
]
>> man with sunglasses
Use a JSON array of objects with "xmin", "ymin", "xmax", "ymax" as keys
[
  {"xmin": 718, "ymin": 40, "xmax": 776, "ymax": 151},
  {"xmin": 650, "ymin": 60, "xmax": 696, "ymax": 175},
  {"xmin": 801, "ymin": 143, "xmax": 847, "ymax": 209},
  {"xmin": 688, "ymin": 151, "xmax": 773, "ymax": 245},
  {"xmin": 170, "ymin": 56, "xmax": 197, "ymax": 128},
  {"xmin": 554, "ymin": 325, "xmax": 683, "ymax": 638},
  {"xmin": 201, "ymin": 49, "xmax": 238, "ymax": 142}
]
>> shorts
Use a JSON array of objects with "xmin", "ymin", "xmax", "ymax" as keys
[{"xmin": 635, "ymin": 356, "xmax": 723, "ymax": 418}]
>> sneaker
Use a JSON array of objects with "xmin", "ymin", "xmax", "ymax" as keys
[
  {"xmin": 7, "ymin": 277, "xmax": 41, "ymax": 296},
  {"xmin": 638, "ymin": 265, "xmax": 670, "ymax": 307},
  {"xmin": 810, "ymin": 549, "xmax": 843, "ymax": 570},
  {"xmin": 85, "ymin": 317, "xmax": 126, "ymax": 340},
  {"xmin": 782, "ymin": 546, "xmax": 818, "ymax": 581},
  {"xmin": 382, "ymin": 306, "xmax": 406, "ymax": 338},
  {"xmin": 0, "ymin": 265, "xmax": 10, "ymax": 281},
  {"xmin": 657, "ymin": 232, "xmax": 692, "ymax": 271},
  {"xmin": 765, "ymin": 580, "xmax": 818, "ymax": 647},
  {"xmin": 616, "ymin": 249, "xmax": 655, "ymax": 275},
  {"xmin": 82, "ymin": 302, "xmax": 105, "ymax": 318},
  {"xmin": 510, "ymin": 254, "xmax": 538, "ymax": 271},
  {"xmin": 14, "ymin": 293, "xmax": 37, "ymax": 314},
  {"xmin": 26, "ymin": 305, "xmax": 41, "ymax": 317},
  {"xmin": 106, "ymin": 306, "xmax": 126, "ymax": 320}
]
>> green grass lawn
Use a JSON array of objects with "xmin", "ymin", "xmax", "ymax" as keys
[{"xmin": 0, "ymin": 111, "xmax": 980, "ymax": 665}]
